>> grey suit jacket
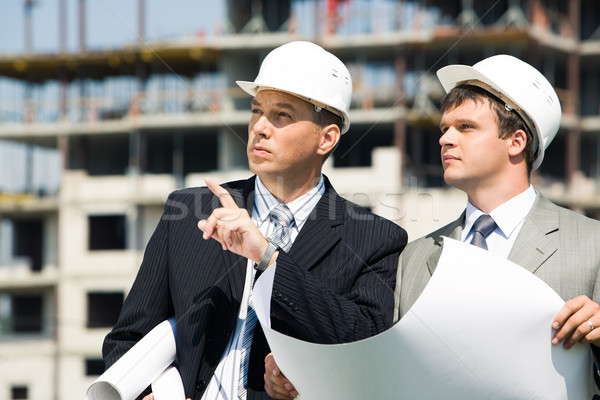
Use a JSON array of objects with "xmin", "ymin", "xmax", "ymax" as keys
[{"xmin": 396, "ymin": 193, "xmax": 600, "ymax": 397}]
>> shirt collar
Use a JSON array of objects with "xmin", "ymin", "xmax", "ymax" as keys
[
  {"xmin": 253, "ymin": 175, "xmax": 325, "ymax": 231},
  {"xmin": 464, "ymin": 185, "xmax": 536, "ymax": 239}
]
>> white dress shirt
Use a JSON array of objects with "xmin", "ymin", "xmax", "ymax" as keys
[
  {"xmin": 461, "ymin": 185, "xmax": 537, "ymax": 258},
  {"xmin": 201, "ymin": 175, "xmax": 325, "ymax": 400}
]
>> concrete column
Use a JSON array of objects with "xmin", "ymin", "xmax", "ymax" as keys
[
  {"xmin": 566, "ymin": 0, "xmax": 580, "ymax": 188},
  {"xmin": 394, "ymin": 46, "xmax": 407, "ymax": 187}
]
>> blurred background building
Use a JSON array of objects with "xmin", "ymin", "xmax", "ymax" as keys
[{"xmin": 0, "ymin": 0, "xmax": 599, "ymax": 399}]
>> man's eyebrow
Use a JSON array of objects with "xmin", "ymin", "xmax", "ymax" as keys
[
  {"xmin": 440, "ymin": 117, "xmax": 475, "ymax": 129},
  {"xmin": 250, "ymin": 98, "xmax": 297, "ymax": 112},
  {"xmin": 274, "ymin": 102, "xmax": 297, "ymax": 112}
]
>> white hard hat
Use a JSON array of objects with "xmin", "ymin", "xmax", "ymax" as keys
[
  {"xmin": 436, "ymin": 54, "xmax": 561, "ymax": 170},
  {"xmin": 237, "ymin": 41, "xmax": 352, "ymax": 134}
]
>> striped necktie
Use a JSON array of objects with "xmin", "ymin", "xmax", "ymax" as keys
[
  {"xmin": 267, "ymin": 204, "xmax": 294, "ymax": 252},
  {"xmin": 237, "ymin": 204, "xmax": 294, "ymax": 399}
]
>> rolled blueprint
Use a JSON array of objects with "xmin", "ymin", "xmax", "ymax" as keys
[
  {"xmin": 151, "ymin": 365, "xmax": 186, "ymax": 399},
  {"xmin": 86, "ymin": 318, "xmax": 184, "ymax": 400}
]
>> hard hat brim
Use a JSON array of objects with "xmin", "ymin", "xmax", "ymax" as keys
[
  {"xmin": 236, "ymin": 80, "xmax": 258, "ymax": 98},
  {"xmin": 235, "ymin": 80, "xmax": 351, "ymax": 134},
  {"xmin": 437, "ymin": 64, "xmax": 496, "ymax": 94}
]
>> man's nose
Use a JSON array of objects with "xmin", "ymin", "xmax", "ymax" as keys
[
  {"xmin": 439, "ymin": 128, "xmax": 455, "ymax": 146},
  {"xmin": 253, "ymin": 115, "xmax": 272, "ymax": 137}
]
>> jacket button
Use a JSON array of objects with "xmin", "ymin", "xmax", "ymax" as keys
[
  {"xmin": 196, "ymin": 380, "xmax": 206, "ymax": 391},
  {"xmin": 224, "ymin": 327, "xmax": 232, "ymax": 336}
]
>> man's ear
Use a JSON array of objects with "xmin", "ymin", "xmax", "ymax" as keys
[
  {"xmin": 508, "ymin": 129, "xmax": 527, "ymax": 157},
  {"xmin": 317, "ymin": 124, "xmax": 341, "ymax": 156}
]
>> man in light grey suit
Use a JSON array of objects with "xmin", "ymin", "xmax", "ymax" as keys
[{"xmin": 398, "ymin": 54, "xmax": 600, "ymax": 397}]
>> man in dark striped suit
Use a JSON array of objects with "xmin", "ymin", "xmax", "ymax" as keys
[{"xmin": 103, "ymin": 41, "xmax": 406, "ymax": 400}]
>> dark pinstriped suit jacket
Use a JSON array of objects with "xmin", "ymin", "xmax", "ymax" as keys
[{"xmin": 103, "ymin": 175, "xmax": 407, "ymax": 400}]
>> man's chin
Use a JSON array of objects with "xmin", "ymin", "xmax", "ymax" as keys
[
  {"xmin": 248, "ymin": 160, "xmax": 267, "ymax": 174},
  {"xmin": 249, "ymin": 164, "xmax": 278, "ymax": 180},
  {"xmin": 443, "ymin": 173, "xmax": 463, "ymax": 189}
]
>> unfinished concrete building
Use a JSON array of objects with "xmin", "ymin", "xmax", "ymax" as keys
[{"xmin": 0, "ymin": 0, "xmax": 599, "ymax": 398}]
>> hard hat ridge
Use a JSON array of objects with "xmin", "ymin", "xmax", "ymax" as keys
[
  {"xmin": 436, "ymin": 54, "xmax": 562, "ymax": 170},
  {"xmin": 236, "ymin": 41, "xmax": 353, "ymax": 134}
]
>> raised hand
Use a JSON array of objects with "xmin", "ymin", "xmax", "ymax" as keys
[{"xmin": 197, "ymin": 178, "xmax": 269, "ymax": 263}]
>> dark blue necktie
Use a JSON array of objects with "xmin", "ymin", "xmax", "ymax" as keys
[{"xmin": 470, "ymin": 214, "xmax": 497, "ymax": 250}]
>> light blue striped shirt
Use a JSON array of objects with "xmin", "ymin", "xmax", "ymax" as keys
[{"xmin": 202, "ymin": 175, "xmax": 325, "ymax": 400}]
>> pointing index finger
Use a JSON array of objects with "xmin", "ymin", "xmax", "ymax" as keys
[{"xmin": 205, "ymin": 177, "xmax": 238, "ymax": 209}]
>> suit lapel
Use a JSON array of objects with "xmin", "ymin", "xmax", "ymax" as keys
[
  {"xmin": 508, "ymin": 194, "xmax": 558, "ymax": 274},
  {"xmin": 426, "ymin": 213, "xmax": 465, "ymax": 276},
  {"xmin": 287, "ymin": 178, "xmax": 343, "ymax": 271},
  {"xmin": 423, "ymin": 195, "xmax": 558, "ymax": 279}
]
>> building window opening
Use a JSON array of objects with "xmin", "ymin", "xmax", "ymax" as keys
[
  {"xmin": 87, "ymin": 292, "xmax": 123, "ymax": 328},
  {"xmin": 333, "ymin": 126, "xmax": 393, "ymax": 168},
  {"xmin": 86, "ymin": 136, "xmax": 129, "ymax": 176},
  {"xmin": 13, "ymin": 219, "xmax": 44, "ymax": 272},
  {"xmin": 88, "ymin": 215, "xmax": 126, "ymax": 251},
  {"xmin": 85, "ymin": 358, "xmax": 106, "ymax": 376},
  {"xmin": 11, "ymin": 294, "xmax": 43, "ymax": 333},
  {"xmin": 183, "ymin": 132, "xmax": 218, "ymax": 174},
  {"xmin": 146, "ymin": 134, "xmax": 173, "ymax": 174},
  {"xmin": 11, "ymin": 385, "xmax": 28, "ymax": 400}
]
